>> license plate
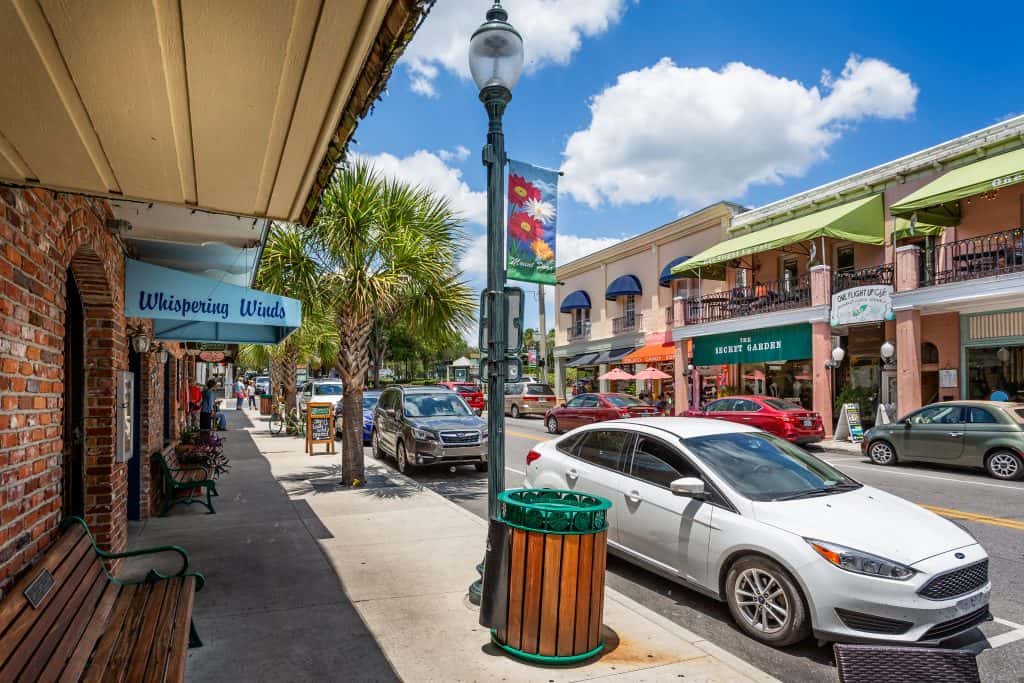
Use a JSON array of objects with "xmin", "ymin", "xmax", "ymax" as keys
[
  {"xmin": 803, "ymin": 419, "xmax": 814, "ymax": 427},
  {"xmin": 956, "ymin": 591, "xmax": 989, "ymax": 614}
]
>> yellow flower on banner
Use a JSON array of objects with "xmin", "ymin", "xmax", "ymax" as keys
[{"xmin": 531, "ymin": 238, "xmax": 554, "ymax": 261}]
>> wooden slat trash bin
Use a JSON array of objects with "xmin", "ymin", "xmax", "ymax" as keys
[
  {"xmin": 259, "ymin": 394, "xmax": 273, "ymax": 415},
  {"xmin": 490, "ymin": 489, "xmax": 611, "ymax": 665}
]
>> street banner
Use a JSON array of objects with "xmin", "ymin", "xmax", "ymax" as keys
[{"xmin": 506, "ymin": 160, "xmax": 558, "ymax": 285}]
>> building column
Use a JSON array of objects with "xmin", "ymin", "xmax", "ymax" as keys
[
  {"xmin": 896, "ymin": 308, "xmax": 922, "ymax": 415},
  {"xmin": 598, "ymin": 364, "xmax": 609, "ymax": 393},
  {"xmin": 553, "ymin": 357, "xmax": 566, "ymax": 400},
  {"xmin": 674, "ymin": 340, "xmax": 688, "ymax": 414},
  {"xmin": 811, "ymin": 321, "xmax": 834, "ymax": 437},
  {"xmin": 895, "ymin": 245, "xmax": 920, "ymax": 293}
]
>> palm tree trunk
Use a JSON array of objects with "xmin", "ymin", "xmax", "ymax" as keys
[
  {"xmin": 280, "ymin": 338, "xmax": 298, "ymax": 413},
  {"xmin": 337, "ymin": 308, "xmax": 371, "ymax": 485}
]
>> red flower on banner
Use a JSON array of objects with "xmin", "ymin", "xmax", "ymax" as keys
[
  {"xmin": 509, "ymin": 211, "xmax": 542, "ymax": 244},
  {"xmin": 509, "ymin": 174, "xmax": 541, "ymax": 207}
]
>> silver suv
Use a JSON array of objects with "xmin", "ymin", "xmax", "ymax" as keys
[{"xmin": 371, "ymin": 386, "xmax": 488, "ymax": 473}]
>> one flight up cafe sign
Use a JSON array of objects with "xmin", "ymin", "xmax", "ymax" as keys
[{"xmin": 693, "ymin": 324, "xmax": 812, "ymax": 365}]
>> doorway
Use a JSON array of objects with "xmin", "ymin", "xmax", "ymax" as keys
[
  {"xmin": 62, "ymin": 270, "xmax": 86, "ymax": 519},
  {"xmin": 127, "ymin": 351, "xmax": 143, "ymax": 520}
]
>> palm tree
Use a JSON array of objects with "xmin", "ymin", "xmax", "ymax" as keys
[{"xmin": 309, "ymin": 161, "xmax": 474, "ymax": 485}]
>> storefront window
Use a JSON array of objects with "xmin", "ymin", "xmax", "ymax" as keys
[
  {"xmin": 967, "ymin": 346, "xmax": 1023, "ymax": 401},
  {"xmin": 738, "ymin": 360, "xmax": 812, "ymax": 409},
  {"xmin": 836, "ymin": 246, "xmax": 855, "ymax": 273}
]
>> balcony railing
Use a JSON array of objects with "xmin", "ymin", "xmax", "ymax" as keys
[
  {"xmin": 832, "ymin": 264, "xmax": 894, "ymax": 293},
  {"xmin": 568, "ymin": 321, "xmax": 591, "ymax": 340},
  {"xmin": 612, "ymin": 313, "xmax": 643, "ymax": 335},
  {"xmin": 665, "ymin": 304, "xmax": 675, "ymax": 327},
  {"xmin": 918, "ymin": 227, "xmax": 1024, "ymax": 287},
  {"xmin": 683, "ymin": 274, "xmax": 812, "ymax": 324}
]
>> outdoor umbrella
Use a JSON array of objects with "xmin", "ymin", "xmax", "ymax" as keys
[
  {"xmin": 634, "ymin": 367, "xmax": 671, "ymax": 381},
  {"xmin": 599, "ymin": 368, "xmax": 635, "ymax": 381}
]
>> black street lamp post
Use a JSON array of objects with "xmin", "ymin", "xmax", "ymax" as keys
[{"xmin": 467, "ymin": 1, "xmax": 523, "ymax": 605}]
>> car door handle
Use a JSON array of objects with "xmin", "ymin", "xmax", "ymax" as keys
[
  {"xmin": 566, "ymin": 469, "xmax": 579, "ymax": 480},
  {"xmin": 948, "ymin": 432, "xmax": 964, "ymax": 438},
  {"xmin": 626, "ymin": 490, "xmax": 643, "ymax": 504}
]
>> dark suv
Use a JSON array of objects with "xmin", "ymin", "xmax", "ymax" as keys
[{"xmin": 371, "ymin": 386, "xmax": 488, "ymax": 473}]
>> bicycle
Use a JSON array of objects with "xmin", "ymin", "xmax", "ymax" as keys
[{"xmin": 268, "ymin": 397, "xmax": 305, "ymax": 437}]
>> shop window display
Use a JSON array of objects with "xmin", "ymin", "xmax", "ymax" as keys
[{"xmin": 967, "ymin": 346, "xmax": 1024, "ymax": 401}]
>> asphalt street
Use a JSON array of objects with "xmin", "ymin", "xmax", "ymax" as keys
[{"xmin": 394, "ymin": 416, "xmax": 1024, "ymax": 683}]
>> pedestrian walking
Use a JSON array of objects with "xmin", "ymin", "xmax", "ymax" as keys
[
  {"xmin": 247, "ymin": 380, "xmax": 256, "ymax": 409},
  {"xmin": 200, "ymin": 378, "xmax": 217, "ymax": 430},
  {"xmin": 234, "ymin": 377, "xmax": 245, "ymax": 410}
]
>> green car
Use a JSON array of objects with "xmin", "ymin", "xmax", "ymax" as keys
[{"xmin": 863, "ymin": 401, "xmax": 1024, "ymax": 481}]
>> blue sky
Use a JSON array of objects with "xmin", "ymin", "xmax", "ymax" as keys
[{"xmin": 352, "ymin": 1, "xmax": 1023, "ymax": 338}]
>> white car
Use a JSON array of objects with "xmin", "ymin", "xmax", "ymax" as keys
[
  {"xmin": 297, "ymin": 379, "xmax": 344, "ymax": 414},
  {"xmin": 523, "ymin": 417, "xmax": 991, "ymax": 647}
]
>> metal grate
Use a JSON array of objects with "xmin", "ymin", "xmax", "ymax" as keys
[
  {"xmin": 921, "ymin": 605, "xmax": 990, "ymax": 642},
  {"xmin": 919, "ymin": 560, "xmax": 988, "ymax": 600},
  {"xmin": 439, "ymin": 431, "xmax": 480, "ymax": 445},
  {"xmin": 835, "ymin": 608, "xmax": 912, "ymax": 635},
  {"xmin": 834, "ymin": 644, "xmax": 980, "ymax": 683}
]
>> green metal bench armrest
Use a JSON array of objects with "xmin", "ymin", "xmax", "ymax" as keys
[{"xmin": 169, "ymin": 465, "xmax": 210, "ymax": 475}]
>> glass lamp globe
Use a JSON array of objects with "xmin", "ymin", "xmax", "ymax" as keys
[
  {"xmin": 468, "ymin": 3, "xmax": 524, "ymax": 92},
  {"xmin": 880, "ymin": 341, "xmax": 895, "ymax": 360},
  {"xmin": 997, "ymin": 347, "xmax": 1010, "ymax": 362},
  {"xmin": 831, "ymin": 347, "xmax": 846, "ymax": 363}
]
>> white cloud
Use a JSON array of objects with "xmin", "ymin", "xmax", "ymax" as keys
[
  {"xmin": 459, "ymin": 231, "xmax": 623, "ymax": 283},
  {"xmin": 438, "ymin": 145, "xmax": 471, "ymax": 163},
  {"xmin": 561, "ymin": 55, "xmax": 919, "ymax": 208},
  {"xmin": 355, "ymin": 149, "xmax": 486, "ymax": 226},
  {"xmin": 403, "ymin": 0, "xmax": 628, "ymax": 96}
]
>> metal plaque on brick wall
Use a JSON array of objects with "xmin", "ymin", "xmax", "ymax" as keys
[{"xmin": 115, "ymin": 370, "xmax": 134, "ymax": 463}]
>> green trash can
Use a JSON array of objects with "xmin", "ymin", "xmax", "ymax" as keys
[{"xmin": 488, "ymin": 489, "xmax": 611, "ymax": 664}]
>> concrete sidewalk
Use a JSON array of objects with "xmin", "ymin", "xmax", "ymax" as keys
[{"xmin": 128, "ymin": 406, "xmax": 778, "ymax": 682}]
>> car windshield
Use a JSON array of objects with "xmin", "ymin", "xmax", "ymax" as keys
[
  {"xmin": 404, "ymin": 393, "xmax": 471, "ymax": 417},
  {"xmin": 762, "ymin": 398, "xmax": 801, "ymax": 411},
  {"xmin": 683, "ymin": 432, "xmax": 859, "ymax": 502},
  {"xmin": 315, "ymin": 384, "xmax": 343, "ymax": 395},
  {"xmin": 604, "ymin": 394, "xmax": 645, "ymax": 407},
  {"xmin": 525, "ymin": 384, "xmax": 554, "ymax": 396},
  {"xmin": 363, "ymin": 395, "xmax": 380, "ymax": 410}
]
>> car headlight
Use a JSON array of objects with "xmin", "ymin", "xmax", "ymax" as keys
[
  {"xmin": 412, "ymin": 427, "xmax": 436, "ymax": 441},
  {"xmin": 806, "ymin": 539, "xmax": 915, "ymax": 581},
  {"xmin": 479, "ymin": 430, "xmax": 488, "ymax": 442}
]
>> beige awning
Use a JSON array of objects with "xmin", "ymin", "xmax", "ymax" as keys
[{"xmin": 0, "ymin": 0, "xmax": 422, "ymax": 225}]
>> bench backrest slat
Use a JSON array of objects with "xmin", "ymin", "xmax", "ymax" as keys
[{"xmin": 0, "ymin": 526, "xmax": 85, "ymax": 631}]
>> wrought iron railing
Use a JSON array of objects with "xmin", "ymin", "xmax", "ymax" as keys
[
  {"xmin": 918, "ymin": 227, "xmax": 1024, "ymax": 287},
  {"xmin": 683, "ymin": 274, "xmax": 812, "ymax": 324},
  {"xmin": 568, "ymin": 321, "xmax": 591, "ymax": 340},
  {"xmin": 832, "ymin": 264, "xmax": 894, "ymax": 293},
  {"xmin": 612, "ymin": 313, "xmax": 643, "ymax": 335}
]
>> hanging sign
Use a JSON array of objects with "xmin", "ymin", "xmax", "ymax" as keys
[
  {"xmin": 692, "ymin": 324, "xmax": 811, "ymax": 366},
  {"xmin": 305, "ymin": 402, "xmax": 336, "ymax": 455},
  {"xmin": 199, "ymin": 351, "xmax": 225, "ymax": 362},
  {"xmin": 830, "ymin": 285, "xmax": 894, "ymax": 327},
  {"xmin": 834, "ymin": 402, "xmax": 864, "ymax": 443},
  {"xmin": 506, "ymin": 160, "xmax": 558, "ymax": 285}
]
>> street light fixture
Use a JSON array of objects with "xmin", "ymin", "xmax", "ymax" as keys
[{"xmin": 468, "ymin": 1, "xmax": 523, "ymax": 607}]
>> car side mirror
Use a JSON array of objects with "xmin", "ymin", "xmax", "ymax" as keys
[
  {"xmin": 670, "ymin": 477, "xmax": 705, "ymax": 498},
  {"xmin": 903, "ymin": 421, "xmax": 911, "ymax": 429},
  {"xmin": 559, "ymin": 402, "xmax": 566, "ymax": 409},
  {"xmin": 473, "ymin": 408, "xmax": 482, "ymax": 417}
]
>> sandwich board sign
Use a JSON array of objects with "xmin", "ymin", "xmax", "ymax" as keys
[
  {"xmin": 834, "ymin": 403, "xmax": 864, "ymax": 443},
  {"xmin": 305, "ymin": 402, "xmax": 336, "ymax": 455}
]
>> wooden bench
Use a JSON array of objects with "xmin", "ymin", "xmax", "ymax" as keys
[
  {"xmin": 153, "ymin": 448, "xmax": 218, "ymax": 516},
  {"xmin": 0, "ymin": 517, "xmax": 205, "ymax": 682}
]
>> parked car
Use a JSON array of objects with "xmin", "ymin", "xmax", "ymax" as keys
[
  {"xmin": 684, "ymin": 396, "xmax": 824, "ymax": 445},
  {"xmin": 544, "ymin": 392, "xmax": 659, "ymax": 433},
  {"xmin": 297, "ymin": 379, "xmax": 344, "ymax": 414},
  {"xmin": 335, "ymin": 389, "xmax": 381, "ymax": 444},
  {"xmin": 863, "ymin": 400, "xmax": 1024, "ymax": 480},
  {"xmin": 505, "ymin": 382, "xmax": 557, "ymax": 419},
  {"xmin": 524, "ymin": 418, "xmax": 990, "ymax": 647},
  {"xmin": 439, "ymin": 382, "xmax": 484, "ymax": 413},
  {"xmin": 253, "ymin": 375, "xmax": 270, "ymax": 395},
  {"xmin": 372, "ymin": 385, "xmax": 488, "ymax": 473}
]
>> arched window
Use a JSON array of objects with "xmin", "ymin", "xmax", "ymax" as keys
[{"xmin": 921, "ymin": 342, "xmax": 939, "ymax": 364}]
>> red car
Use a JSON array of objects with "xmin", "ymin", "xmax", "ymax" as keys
[
  {"xmin": 684, "ymin": 395, "xmax": 824, "ymax": 445},
  {"xmin": 439, "ymin": 382, "xmax": 485, "ymax": 412},
  {"xmin": 544, "ymin": 392, "xmax": 660, "ymax": 434}
]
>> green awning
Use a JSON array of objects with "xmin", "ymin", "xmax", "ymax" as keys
[
  {"xmin": 672, "ymin": 194, "xmax": 884, "ymax": 279},
  {"xmin": 892, "ymin": 216, "xmax": 945, "ymax": 241},
  {"xmin": 890, "ymin": 147, "xmax": 1024, "ymax": 228}
]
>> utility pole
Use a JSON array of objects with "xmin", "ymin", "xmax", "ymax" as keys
[{"xmin": 537, "ymin": 284, "xmax": 547, "ymax": 383}]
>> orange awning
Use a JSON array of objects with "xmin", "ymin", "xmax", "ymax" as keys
[{"xmin": 622, "ymin": 342, "xmax": 677, "ymax": 364}]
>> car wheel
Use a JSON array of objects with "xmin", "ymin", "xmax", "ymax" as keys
[
  {"xmin": 725, "ymin": 556, "xmax": 809, "ymax": 648},
  {"xmin": 546, "ymin": 416, "xmax": 560, "ymax": 434},
  {"xmin": 868, "ymin": 440, "xmax": 897, "ymax": 466},
  {"xmin": 475, "ymin": 462, "xmax": 488, "ymax": 472},
  {"xmin": 510, "ymin": 404, "xmax": 520, "ymax": 419},
  {"xmin": 985, "ymin": 450, "xmax": 1024, "ymax": 481},
  {"xmin": 371, "ymin": 430, "xmax": 384, "ymax": 459},
  {"xmin": 395, "ymin": 440, "xmax": 409, "ymax": 474}
]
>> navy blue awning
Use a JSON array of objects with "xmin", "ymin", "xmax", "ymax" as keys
[
  {"xmin": 565, "ymin": 352, "xmax": 599, "ymax": 368},
  {"xmin": 560, "ymin": 290, "xmax": 592, "ymax": 313},
  {"xmin": 605, "ymin": 274, "xmax": 642, "ymax": 301},
  {"xmin": 593, "ymin": 347, "xmax": 635, "ymax": 364},
  {"xmin": 660, "ymin": 256, "xmax": 692, "ymax": 287}
]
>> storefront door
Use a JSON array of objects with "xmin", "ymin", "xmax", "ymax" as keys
[{"xmin": 61, "ymin": 270, "xmax": 85, "ymax": 519}]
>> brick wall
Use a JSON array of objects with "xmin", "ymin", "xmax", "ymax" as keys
[{"xmin": 0, "ymin": 187, "xmax": 127, "ymax": 592}]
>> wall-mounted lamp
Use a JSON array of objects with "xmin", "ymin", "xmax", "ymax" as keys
[
  {"xmin": 880, "ymin": 341, "xmax": 895, "ymax": 360},
  {"xmin": 157, "ymin": 347, "xmax": 169, "ymax": 364},
  {"xmin": 831, "ymin": 347, "xmax": 846, "ymax": 363},
  {"xmin": 686, "ymin": 363, "xmax": 695, "ymax": 372},
  {"xmin": 997, "ymin": 347, "xmax": 1010, "ymax": 363},
  {"xmin": 130, "ymin": 331, "xmax": 151, "ymax": 354}
]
